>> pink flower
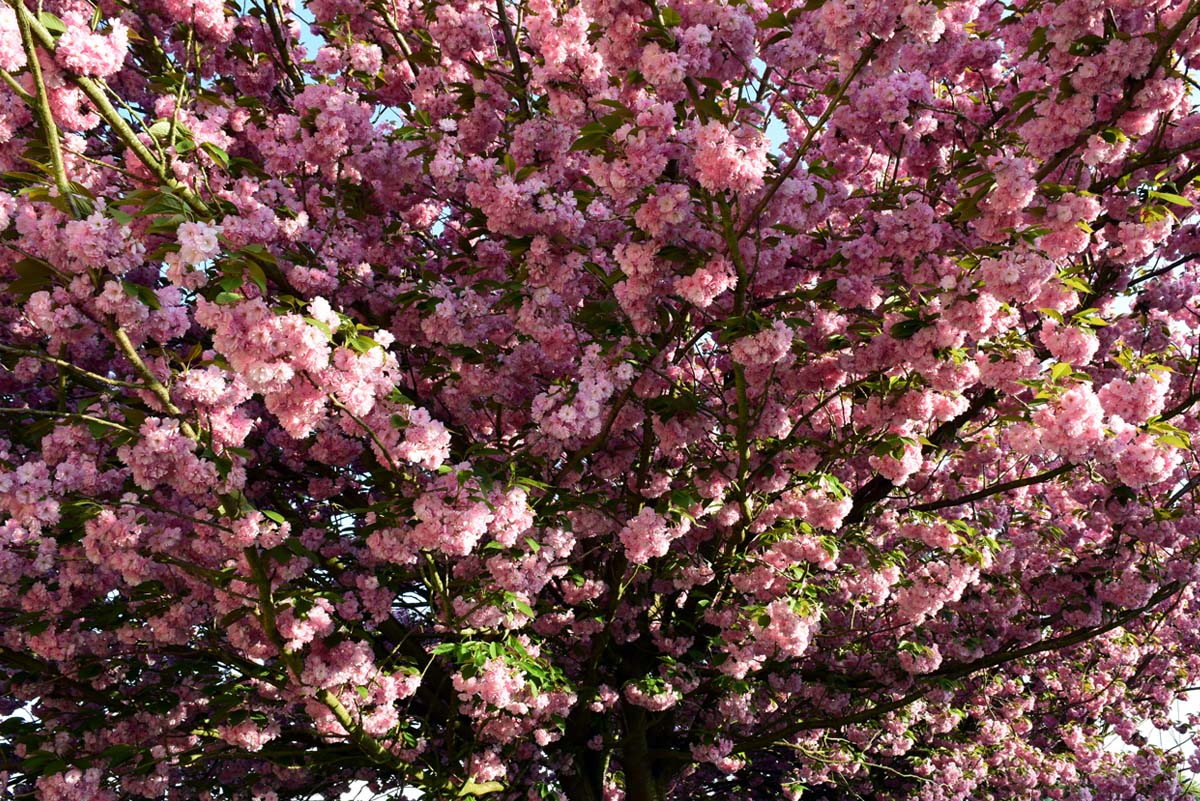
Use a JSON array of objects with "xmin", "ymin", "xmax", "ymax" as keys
[
  {"xmin": 1040, "ymin": 321, "xmax": 1099, "ymax": 366},
  {"xmin": 869, "ymin": 437, "xmax": 923, "ymax": 486},
  {"xmin": 731, "ymin": 321, "xmax": 793, "ymax": 366},
  {"xmin": 693, "ymin": 121, "xmax": 769, "ymax": 194},
  {"xmin": 619, "ymin": 508, "xmax": 687, "ymax": 564},
  {"xmin": 396, "ymin": 408, "xmax": 451, "ymax": 470},
  {"xmin": 1098, "ymin": 374, "xmax": 1169, "ymax": 424},
  {"xmin": 0, "ymin": 7, "xmax": 26, "ymax": 72},
  {"xmin": 1033, "ymin": 385, "xmax": 1106, "ymax": 461},
  {"xmin": 55, "ymin": 13, "xmax": 129, "ymax": 78},
  {"xmin": 177, "ymin": 221, "xmax": 223, "ymax": 266},
  {"xmin": 675, "ymin": 256, "xmax": 736, "ymax": 308},
  {"xmin": 1114, "ymin": 433, "xmax": 1181, "ymax": 489}
]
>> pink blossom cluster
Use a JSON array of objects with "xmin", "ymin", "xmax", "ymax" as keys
[
  {"xmin": 1032, "ymin": 385, "xmax": 1107, "ymax": 462},
  {"xmin": 1098, "ymin": 374, "xmax": 1169, "ymax": 424},
  {"xmin": 673, "ymin": 255, "xmax": 735, "ymax": 309},
  {"xmin": 618, "ymin": 507, "xmax": 688, "ymax": 564},
  {"xmin": 730, "ymin": 321, "xmax": 793, "ymax": 366},
  {"xmin": 692, "ymin": 121, "xmax": 769, "ymax": 195},
  {"xmin": 116, "ymin": 418, "xmax": 220, "ymax": 497},
  {"xmin": 55, "ymin": 13, "xmax": 128, "ymax": 78},
  {"xmin": 1, "ymin": 0, "xmax": 1199, "ymax": 798}
]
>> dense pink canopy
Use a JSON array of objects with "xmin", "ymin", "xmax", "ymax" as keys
[{"xmin": 1, "ymin": 0, "xmax": 1200, "ymax": 799}]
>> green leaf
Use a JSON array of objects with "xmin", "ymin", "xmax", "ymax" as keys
[
  {"xmin": 38, "ymin": 12, "xmax": 67, "ymax": 34},
  {"xmin": 660, "ymin": 6, "xmax": 682, "ymax": 26},
  {"xmin": 890, "ymin": 318, "xmax": 927, "ymax": 340},
  {"xmin": 1147, "ymin": 190, "xmax": 1193, "ymax": 208},
  {"xmin": 122, "ymin": 281, "xmax": 162, "ymax": 310},
  {"xmin": 200, "ymin": 141, "xmax": 231, "ymax": 170},
  {"xmin": 513, "ymin": 598, "xmax": 535, "ymax": 617},
  {"xmin": 1060, "ymin": 276, "xmax": 1091, "ymax": 294},
  {"xmin": 569, "ymin": 132, "xmax": 610, "ymax": 153},
  {"xmin": 759, "ymin": 10, "xmax": 789, "ymax": 28},
  {"xmin": 148, "ymin": 120, "xmax": 173, "ymax": 140},
  {"xmin": 459, "ymin": 779, "xmax": 505, "ymax": 797},
  {"xmin": 7, "ymin": 258, "xmax": 55, "ymax": 298},
  {"xmin": 244, "ymin": 261, "xmax": 268, "ymax": 294},
  {"xmin": 1157, "ymin": 433, "xmax": 1191, "ymax": 450}
]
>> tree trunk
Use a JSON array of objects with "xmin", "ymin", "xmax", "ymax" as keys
[
  {"xmin": 561, "ymin": 707, "xmax": 608, "ymax": 801},
  {"xmin": 622, "ymin": 706, "xmax": 663, "ymax": 801}
]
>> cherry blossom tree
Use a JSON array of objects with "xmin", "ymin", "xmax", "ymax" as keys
[{"xmin": 1, "ymin": 0, "xmax": 1200, "ymax": 799}]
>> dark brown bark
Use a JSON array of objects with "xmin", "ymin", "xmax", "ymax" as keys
[{"xmin": 622, "ymin": 705, "xmax": 663, "ymax": 801}]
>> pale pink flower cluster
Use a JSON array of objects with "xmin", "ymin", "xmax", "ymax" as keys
[
  {"xmin": 623, "ymin": 681, "xmax": 681, "ymax": 711},
  {"xmin": 55, "ymin": 13, "xmax": 129, "ymax": 78},
  {"xmin": 453, "ymin": 658, "xmax": 528, "ymax": 713},
  {"xmin": 0, "ymin": 7, "xmax": 25, "ymax": 72},
  {"xmin": 301, "ymin": 640, "xmax": 414, "ymax": 739},
  {"xmin": 36, "ymin": 768, "xmax": 114, "ymax": 801},
  {"xmin": 612, "ymin": 240, "xmax": 666, "ymax": 333},
  {"xmin": 618, "ymin": 507, "xmax": 687, "ymax": 564},
  {"xmin": 1098, "ymin": 374, "xmax": 1169, "ymax": 424},
  {"xmin": 833, "ymin": 273, "xmax": 884, "ymax": 311},
  {"xmin": 976, "ymin": 249, "xmax": 1056, "ymax": 306},
  {"xmin": 217, "ymin": 720, "xmax": 281, "ymax": 753},
  {"xmin": 176, "ymin": 221, "xmax": 223, "ymax": 266},
  {"xmin": 277, "ymin": 598, "xmax": 336, "ymax": 652},
  {"xmin": 756, "ymin": 489, "xmax": 851, "ymax": 568},
  {"xmin": 307, "ymin": 296, "xmax": 339, "ymax": 330},
  {"xmin": 674, "ymin": 255, "xmax": 735, "ymax": 308},
  {"xmin": 640, "ymin": 42, "xmax": 684, "ymax": 94},
  {"xmin": 975, "ymin": 348, "xmax": 1040, "ymax": 394},
  {"xmin": 1039, "ymin": 193, "xmax": 1101, "ymax": 260},
  {"xmin": 1040, "ymin": 321, "xmax": 1099, "ymax": 365},
  {"xmin": 159, "ymin": 0, "xmax": 232, "ymax": 39},
  {"xmin": 901, "ymin": 521, "xmax": 958, "ymax": 550},
  {"xmin": 116, "ymin": 418, "xmax": 219, "ymax": 496},
  {"xmin": 300, "ymin": 639, "xmax": 375, "ymax": 689},
  {"xmin": 842, "ymin": 565, "xmax": 902, "ymax": 607},
  {"xmin": 869, "ymin": 438, "xmax": 923, "ymax": 486},
  {"xmin": 893, "ymin": 560, "xmax": 979, "ymax": 625},
  {"xmin": 758, "ymin": 598, "xmax": 817, "ymax": 658},
  {"xmin": 693, "ymin": 121, "xmax": 769, "ymax": 195},
  {"xmin": 487, "ymin": 487, "xmax": 535, "ymax": 547},
  {"xmin": 194, "ymin": 298, "xmax": 331, "ymax": 437},
  {"xmin": 81, "ymin": 507, "xmax": 146, "ymax": 583},
  {"xmin": 410, "ymin": 473, "xmax": 494, "ymax": 556},
  {"xmin": 980, "ymin": 155, "xmax": 1036, "ymax": 216},
  {"xmin": 1113, "ymin": 432, "xmax": 1182, "ymax": 489},
  {"xmin": 767, "ymin": 533, "xmax": 838, "ymax": 572},
  {"xmin": 899, "ymin": 0, "xmax": 946, "ymax": 41},
  {"xmin": 634, "ymin": 184, "xmax": 691, "ymax": 238},
  {"xmin": 393, "ymin": 407, "xmax": 452, "ymax": 470},
  {"xmin": 532, "ymin": 345, "xmax": 621, "ymax": 440},
  {"xmin": 175, "ymin": 366, "xmax": 254, "ymax": 450},
  {"xmin": 1110, "ymin": 216, "xmax": 1174, "ymax": 266},
  {"xmin": 730, "ymin": 321, "xmax": 793, "ymax": 366},
  {"xmin": 691, "ymin": 738, "xmax": 746, "ymax": 774},
  {"xmin": 1097, "ymin": 568, "xmax": 1157, "ymax": 609},
  {"xmin": 0, "ymin": 454, "xmax": 59, "ymax": 533},
  {"xmin": 468, "ymin": 750, "xmax": 508, "ymax": 784},
  {"xmin": 1032, "ymin": 385, "xmax": 1106, "ymax": 461},
  {"xmin": 899, "ymin": 643, "xmax": 944, "ymax": 675},
  {"xmin": 429, "ymin": 1, "xmax": 493, "ymax": 59},
  {"xmin": 347, "ymin": 42, "xmax": 382, "ymax": 74}
]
